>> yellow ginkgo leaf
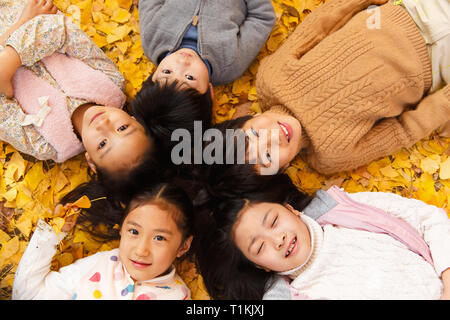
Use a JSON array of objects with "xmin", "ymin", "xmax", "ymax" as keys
[
  {"xmin": 55, "ymin": 252, "xmax": 73, "ymax": 268},
  {"xmin": 0, "ymin": 229, "xmax": 10, "ymax": 243},
  {"xmin": 24, "ymin": 162, "xmax": 43, "ymax": 191},
  {"xmin": 0, "ymin": 236, "xmax": 19, "ymax": 261},
  {"xmin": 15, "ymin": 218, "xmax": 32, "ymax": 238},
  {"xmin": 70, "ymin": 195, "xmax": 92, "ymax": 209},
  {"xmin": 439, "ymin": 157, "xmax": 450, "ymax": 180},
  {"xmin": 1, "ymin": 188, "xmax": 17, "ymax": 202},
  {"xmin": 380, "ymin": 165, "xmax": 399, "ymax": 178},
  {"xmin": 111, "ymin": 8, "xmax": 131, "ymax": 23},
  {"xmin": 5, "ymin": 152, "xmax": 26, "ymax": 182},
  {"xmin": 420, "ymin": 157, "xmax": 440, "ymax": 175},
  {"xmin": 51, "ymin": 217, "xmax": 66, "ymax": 236},
  {"xmin": 117, "ymin": 0, "xmax": 132, "ymax": 10}
]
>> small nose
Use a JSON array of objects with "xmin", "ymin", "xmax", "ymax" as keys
[
  {"xmin": 94, "ymin": 115, "xmax": 111, "ymax": 130},
  {"xmin": 274, "ymin": 233, "xmax": 286, "ymax": 250},
  {"xmin": 135, "ymin": 240, "xmax": 150, "ymax": 257},
  {"xmin": 176, "ymin": 55, "xmax": 190, "ymax": 66}
]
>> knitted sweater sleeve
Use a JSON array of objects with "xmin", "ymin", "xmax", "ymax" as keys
[
  {"xmin": 268, "ymin": 0, "xmax": 374, "ymax": 59},
  {"xmin": 347, "ymin": 191, "xmax": 450, "ymax": 276},
  {"xmin": 323, "ymin": 84, "xmax": 450, "ymax": 174},
  {"xmin": 257, "ymin": 0, "xmax": 376, "ymax": 110}
]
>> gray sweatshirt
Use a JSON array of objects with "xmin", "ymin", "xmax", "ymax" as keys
[{"xmin": 138, "ymin": 0, "xmax": 276, "ymax": 85}]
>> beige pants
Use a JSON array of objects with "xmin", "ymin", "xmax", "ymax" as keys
[{"xmin": 392, "ymin": 0, "xmax": 450, "ymax": 92}]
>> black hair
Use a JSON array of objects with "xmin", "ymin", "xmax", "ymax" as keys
[
  {"xmin": 130, "ymin": 76, "xmax": 213, "ymax": 159},
  {"xmin": 60, "ymin": 77, "xmax": 213, "ymax": 237},
  {"xmin": 122, "ymin": 182, "xmax": 194, "ymax": 242},
  {"xmin": 195, "ymin": 174, "xmax": 313, "ymax": 300}
]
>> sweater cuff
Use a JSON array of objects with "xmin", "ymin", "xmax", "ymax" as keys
[{"xmin": 34, "ymin": 219, "xmax": 67, "ymax": 246}]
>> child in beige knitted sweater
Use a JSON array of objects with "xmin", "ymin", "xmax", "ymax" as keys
[{"xmin": 226, "ymin": 0, "xmax": 450, "ymax": 175}]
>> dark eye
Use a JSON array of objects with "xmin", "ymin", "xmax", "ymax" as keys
[
  {"xmin": 128, "ymin": 229, "xmax": 138, "ymax": 235},
  {"xmin": 162, "ymin": 69, "xmax": 171, "ymax": 74},
  {"xmin": 251, "ymin": 128, "xmax": 259, "ymax": 137},
  {"xmin": 266, "ymin": 150, "xmax": 272, "ymax": 163},
  {"xmin": 118, "ymin": 125, "xmax": 128, "ymax": 132},
  {"xmin": 98, "ymin": 139, "xmax": 107, "ymax": 150},
  {"xmin": 185, "ymin": 74, "xmax": 194, "ymax": 80},
  {"xmin": 154, "ymin": 235, "xmax": 165, "ymax": 241}
]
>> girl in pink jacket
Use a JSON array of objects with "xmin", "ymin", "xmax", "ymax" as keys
[{"xmin": 0, "ymin": 0, "xmax": 151, "ymax": 167}]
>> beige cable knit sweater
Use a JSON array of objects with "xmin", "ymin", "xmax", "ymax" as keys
[{"xmin": 256, "ymin": 0, "xmax": 450, "ymax": 174}]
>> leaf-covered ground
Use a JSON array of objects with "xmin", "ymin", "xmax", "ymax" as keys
[{"xmin": 0, "ymin": 0, "xmax": 449, "ymax": 300}]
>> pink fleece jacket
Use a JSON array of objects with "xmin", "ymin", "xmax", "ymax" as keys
[{"xmin": 12, "ymin": 52, "xmax": 126, "ymax": 162}]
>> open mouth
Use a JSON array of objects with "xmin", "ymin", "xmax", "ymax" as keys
[
  {"xmin": 179, "ymin": 51, "xmax": 192, "ymax": 58},
  {"xmin": 278, "ymin": 122, "xmax": 292, "ymax": 143},
  {"xmin": 285, "ymin": 237, "xmax": 297, "ymax": 258},
  {"xmin": 89, "ymin": 112, "xmax": 104, "ymax": 125},
  {"xmin": 130, "ymin": 259, "xmax": 151, "ymax": 269}
]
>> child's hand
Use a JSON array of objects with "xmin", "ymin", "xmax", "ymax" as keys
[
  {"xmin": 18, "ymin": 0, "xmax": 58, "ymax": 26},
  {"xmin": 441, "ymin": 268, "xmax": 450, "ymax": 300},
  {"xmin": 54, "ymin": 204, "xmax": 79, "ymax": 233}
]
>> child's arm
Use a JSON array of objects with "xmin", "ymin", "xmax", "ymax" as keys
[
  {"xmin": 0, "ymin": 95, "xmax": 58, "ymax": 161},
  {"xmin": 346, "ymin": 191, "xmax": 450, "ymax": 280},
  {"xmin": 226, "ymin": 0, "xmax": 275, "ymax": 78},
  {"xmin": 12, "ymin": 219, "xmax": 98, "ymax": 300},
  {"xmin": 316, "ymin": 84, "xmax": 450, "ymax": 174},
  {"xmin": 5, "ymin": 14, "xmax": 124, "ymax": 90},
  {"xmin": 442, "ymin": 268, "xmax": 450, "ymax": 300},
  {"xmin": 260, "ymin": 0, "xmax": 387, "ymax": 64}
]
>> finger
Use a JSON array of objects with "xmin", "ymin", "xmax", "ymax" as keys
[{"xmin": 43, "ymin": 0, "xmax": 53, "ymax": 9}]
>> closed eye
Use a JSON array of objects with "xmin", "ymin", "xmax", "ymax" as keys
[
  {"xmin": 271, "ymin": 216, "xmax": 278, "ymax": 228},
  {"xmin": 257, "ymin": 242, "xmax": 264, "ymax": 254}
]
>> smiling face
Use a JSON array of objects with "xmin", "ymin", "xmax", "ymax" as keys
[
  {"xmin": 80, "ymin": 105, "xmax": 152, "ymax": 173},
  {"xmin": 242, "ymin": 112, "xmax": 302, "ymax": 175},
  {"xmin": 232, "ymin": 202, "xmax": 311, "ymax": 273},
  {"xmin": 152, "ymin": 48, "xmax": 210, "ymax": 94},
  {"xmin": 119, "ymin": 202, "xmax": 192, "ymax": 282}
]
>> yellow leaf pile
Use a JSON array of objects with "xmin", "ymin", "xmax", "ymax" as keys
[{"xmin": 0, "ymin": 0, "xmax": 449, "ymax": 300}]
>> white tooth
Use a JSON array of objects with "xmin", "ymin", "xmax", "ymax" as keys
[
  {"xmin": 286, "ymin": 239, "xmax": 296, "ymax": 257},
  {"xmin": 281, "ymin": 125, "xmax": 288, "ymax": 137}
]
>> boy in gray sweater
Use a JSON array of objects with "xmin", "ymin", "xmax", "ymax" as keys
[{"xmin": 138, "ymin": 0, "xmax": 275, "ymax": 95}]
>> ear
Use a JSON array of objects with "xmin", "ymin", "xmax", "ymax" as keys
[
  {"xmin": 85, "ymin": 152, "xmax": 97, "ymax": 174},
  {"xmin": 279, "ymin": 162, "xmax": 290, "ymax": 172},
  {"xmin": 209, "ymin": 83, "xmax": 214, "ymax": 101},
  {"xmin": 284, "ymin": 203, "xmax": 301, "ymax": 216},
  {"xmin": 176, "ymin": 235, "xmax": 193, "ymax": 258}
]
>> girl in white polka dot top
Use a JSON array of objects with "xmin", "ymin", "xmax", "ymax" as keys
[{"xmin": 12, "ymin": 183, "xmax": 193, "ymax": 300}]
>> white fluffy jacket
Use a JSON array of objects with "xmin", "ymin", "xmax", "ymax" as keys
[{"xmin": 274, "ymin": 191, "xmax": 450, "ymax": 300}]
